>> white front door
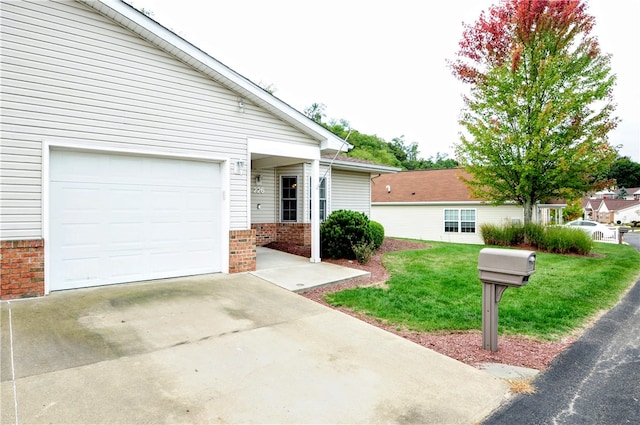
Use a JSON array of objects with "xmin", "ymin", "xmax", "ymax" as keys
[{"xmin": 49, "ymin": 150, "xmax": 222, "ymax": 291}]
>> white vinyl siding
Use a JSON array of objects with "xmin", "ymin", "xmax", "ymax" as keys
[
  {"xmin": 250, "ymin": 169, "xmax": 277, "ymax": 223},
  {"xmin": 0, "ymin": 0, "xmax": 318, "ymax": 240},
  {"xmin": 331, "ymin": 169, "xmax": 371, "ymax": 216},
  {"xmin": 371, "ymin": 204, "xmax": 525, "ymax": 244}
]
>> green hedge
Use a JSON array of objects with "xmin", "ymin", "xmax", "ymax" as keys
[{"xmin": 480, "ymin": 222, "xmax": 593, "ymax": 255}]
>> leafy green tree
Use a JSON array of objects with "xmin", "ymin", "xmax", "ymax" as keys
[
  {"xmin": 563, "ymin": 198, "xmax": 585, "ymax": 222},
  {"xmin": 303, "ymin": 102, "xmax": 326, "ymax": 123},
  {"xmin": 450, "ymin": 0, "xmax": 618, "ymax": 223},
  {"xmin": 424, "ymin": 152, "xmax": 459, "ymax": 169},
  {"xmin": 616, "ymin": 187, "xmax": 628, "ymax": 199},
  {"xmin": 608, "ymin": 156, "xmax": 640, "ymax": 188},
  {"xmin": 303, "ymin": 104, "xmax": 458, "ymax": 170}
]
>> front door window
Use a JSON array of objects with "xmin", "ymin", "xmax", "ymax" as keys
[{"xmin": 281, "ymin": 176, "xmax": 297, "ymax": 221}]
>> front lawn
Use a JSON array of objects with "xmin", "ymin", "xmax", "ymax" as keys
[{"xmin": 325, "ymin": 241, "xmax": 640, "ymax": 340}]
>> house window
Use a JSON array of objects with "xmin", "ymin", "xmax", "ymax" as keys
[
  {"xmin": 309, "ymin": 177, "xmax": 327, "ymax": 221},
  {"xmin": 281, "ymin": 176, "xmax": 297, "ymax": 221},
  {"xmin": 444, "ymin": 209, "xmax": 476, "ymax": 233}
]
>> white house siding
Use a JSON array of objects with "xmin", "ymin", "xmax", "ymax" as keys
[
  {"xmin": 0, "ymin": 0, "xmax": 319, "ymax": 240},
  {"xmin": 614, "ymin": 206, "xmax": 640, "ymax": 224},
  {"xmin": 250, "ymin": 168, "xmax": 277, "ymax": 223},
  {"xmin": 331, "ymin": 169, "xmax": 371, "ymax": 216},
  {"xmin": 371, "ymin": 203, "xmax": 525, "ymax": 244}
]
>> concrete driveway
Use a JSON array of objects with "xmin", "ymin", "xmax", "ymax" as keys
[{"xmin": 2, "ymin": 273, "xmax": 509, "ymax": 424}]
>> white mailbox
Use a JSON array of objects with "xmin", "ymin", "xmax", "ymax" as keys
[{"xmin": 478, "ymin": 248, "xmax": 536, "ymax": 287}]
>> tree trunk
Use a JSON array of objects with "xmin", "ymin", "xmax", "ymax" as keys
[{"xmin": 523, "ymin": 200, "xmax": 533, "ymax": 225}]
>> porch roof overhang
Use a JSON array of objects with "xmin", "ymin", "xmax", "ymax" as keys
[
  {"xmin": 81, "ymin": 0, "xmax": 350, "ymax": 154},
  {"xmin": 320, "ymin": 158, "xmax": 400, "ymax": 174},
  {"xmin": 537, "ymin": 203, "xmax": 568, "ymax": 208}
]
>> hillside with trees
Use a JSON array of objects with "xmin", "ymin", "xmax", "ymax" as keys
[{"xmin": 303, "ymin": 103, "xmax": 457, "ymax": 170}]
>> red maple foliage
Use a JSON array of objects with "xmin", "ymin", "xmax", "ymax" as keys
[{"xmin": 450, "ymin": 0, "xmax": 597, "ymax": 84}]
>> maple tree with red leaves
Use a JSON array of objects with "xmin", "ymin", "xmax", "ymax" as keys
[{"xmin": 449, "ymin": 0, "xmax": 618, "ymax": 224}]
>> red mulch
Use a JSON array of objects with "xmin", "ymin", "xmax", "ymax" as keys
[{"xmin": 266, "ymin": 238, "xmax": 576, "ymax": 370}]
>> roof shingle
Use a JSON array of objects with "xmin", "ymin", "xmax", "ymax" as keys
[{"xmin": 371, "ymin": 169, "xmax": 482, "ymax": 202}]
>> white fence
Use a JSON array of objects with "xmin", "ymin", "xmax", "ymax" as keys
[{"xmin": 593, "ymin": 227, "xmax": 619, "ymax": 244}]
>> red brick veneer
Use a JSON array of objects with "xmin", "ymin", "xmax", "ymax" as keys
[
  {"xmin": 252, "ymin": 223, "xmax": 277, "ymax": 246},
  {"xmin": 228, "ymin": 229, "xmax": 256, "ymax": 273},
  {"xmin": 1, "ymin": 240, "xmax": 45, "ymax": 300},
  {"xmin": 252, "ymin": 223, "xmax": 311, "ymax": 247}
]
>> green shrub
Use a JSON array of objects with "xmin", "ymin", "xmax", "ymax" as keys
[
  {"xmin": 571, "ymin": 231, "xmax": 594, "ymax": 255},
  {"xmin": 524, "ymin": 222, "xmax": 546, "ymax": 248},
  {"xmin": 480, "ymin": 223, "xmax": 523, "ymax": 246},
  {"xmin": 369, "ymin": 221, "xmax": 385, "ymax": 249},
  {"xmin": 352, "ymin": 241, "xmax": 375, "ymax": 264},
  {"xmin": 480, "ymin": 223, "xmax": 503, "ymax": 246},
  {"xmin": 503, "ymin": 223, "xmax": 525, "ymax": 245},
  {"xmin": 320, "ymin": 210, "xmax": 372, "ymax": 259},
  {"xmin": 482, "ymin": 222, "xmax": 593, "ymax": 255},
  {"xmin": 543, "ymin": 226, "xmax": 575, "ymax": 254}
]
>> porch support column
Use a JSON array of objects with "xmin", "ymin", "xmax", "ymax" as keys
[{"xmin": 310, "ymin": 159, "xmax": 321, "ymax": 263}]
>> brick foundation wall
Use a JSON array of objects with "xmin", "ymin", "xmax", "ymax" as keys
[
  {"xmin": 252, "ymin": 223, "xmax": 311, "ymax": 247},
  {"xmin": 277, "ymin": 223, "xmax": 311, "ymax": 246},
  {"xmin": 1, "ymin": 240, "xmax": 45, "ymax": 300},
  {"xmin": 229, "ymin": 229, "xmax": 256, "ymax": 273},
  {"xmin": 252, "ymin": 223, "xmax": 277, "ymax": 246}
]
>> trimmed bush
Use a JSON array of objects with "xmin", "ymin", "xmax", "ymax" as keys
[
  {"xmin": 320, "ymin": 210, "xmax": 372, "ymax": 259},
  {"xmin": 369, "ymin": 221, "xmax": 385, "ymax": 249}
]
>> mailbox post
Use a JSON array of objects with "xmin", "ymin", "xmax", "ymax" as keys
[
  {"xmin": 619, "ymin": 226, "xmax": 630, "ymax": 244},
  {"xmin": 478, "ymin": 248, "xmax": 536, "ymax": 352}
]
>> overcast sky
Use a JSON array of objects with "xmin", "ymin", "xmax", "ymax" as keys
[{"xmin": 129, "ymin": 0, "xmax": 639, "ymax": 162}]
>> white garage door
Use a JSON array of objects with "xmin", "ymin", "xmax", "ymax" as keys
[{"xmin": 50, "ymin": 150, "xmax": 222, "ymax": 291}]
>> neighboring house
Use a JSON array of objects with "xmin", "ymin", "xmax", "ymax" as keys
[
  {"xmin": 584, "ymin": 198, "xmax": 640, "ymax": 224},
  {"xmin": 616, "ymin": 187, "xmax": 640, "ymax": 201},
  {"xmin": 0, "ymin": 0, "xmax": 395, "ymax": 299},
  {"xmin": 592, "ymin": 189, "xmax": 617, "ymax": 199},
  {"xmin": 582, "ymin": 198, "xmax": 600, "ymax": 221},
  {"xmin": 370, "ymin": 169, "xmax": 529, "ymax": 245},
  {"xmin": 591, "ymin": 187, "xmax": 640, "ymax": 201}
]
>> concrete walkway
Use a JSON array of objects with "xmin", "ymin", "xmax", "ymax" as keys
[
  {"xmin": 1, "ymin": 273, "xmax": 509, "ymax": 424},
  {"xmin": 252, "ymin": 247, "xmax": 370, "ymax": 292}
]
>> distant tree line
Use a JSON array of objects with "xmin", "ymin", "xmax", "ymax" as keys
[
  {"xmin": 302, "ymin": 103, "xmax": 639, "ymax": 185},
  {"xmin": 607, "ymin": 156, "xmax": 640, "ymax": 189},
  {"xmin": 303, "ymin": 103, "xmax": 458, "ymax": 170}
]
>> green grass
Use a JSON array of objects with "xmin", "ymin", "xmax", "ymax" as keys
[{"xmin": 325, "ymin": 241, "xmax": 640, "ymax": 340}]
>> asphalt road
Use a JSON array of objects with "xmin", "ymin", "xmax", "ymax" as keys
[
  {"xmin": 484, "ymin": 234, "xmax": 640, "ymax": 425},
  {"xmin": 625, "ymin": 231, "xmax": 640, "ymax": 250}
]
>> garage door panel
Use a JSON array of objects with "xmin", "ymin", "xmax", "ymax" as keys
[
  {"xmin": 56, "ymin": 257, "xmax": 104, "ymax": 286},
  {"xmin": 109, "ymin": 223, "xmax": 145, "ymax": 245},
  {"xmin": 109, "ymin": 253, "xmax": 147, "ymax": 278},
  {"xmin": 50, "ymin": 150, "xmax": 222, "ymax": 291},
  {"xmin": 110, "ymin": 188, "xmax": 146, "ymax": 209}
]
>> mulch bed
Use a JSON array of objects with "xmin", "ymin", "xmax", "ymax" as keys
[{"xmin": 266, "ymin": 238, "xmax": 576, "ymax": 370}]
